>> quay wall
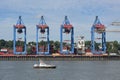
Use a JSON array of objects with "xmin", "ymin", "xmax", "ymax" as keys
[{"xmin": 0, "ymin": 55, "xmax": 120, "ymax": 61}]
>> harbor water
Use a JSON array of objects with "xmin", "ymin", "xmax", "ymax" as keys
[{"xmin": 0, "ymin": 61, "xmax": 120, "ymax": 80}]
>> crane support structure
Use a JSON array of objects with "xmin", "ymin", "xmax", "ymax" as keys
[
  {"xmin": 60, "ymin": 16, "xmax": 74, "ymax": 54},
  {"xmin": 13, "ymin": 16, "xmax": 26, "ymax": 54},
  {"xmin": 91, "ymin": 16, "xmax": 106, "ymax": 54},
  {"xmin": 36, "ymin": 16, "xmax": 49, "ymax": 55}
]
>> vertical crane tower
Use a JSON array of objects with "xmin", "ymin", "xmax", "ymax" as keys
[
  {"xmin": 36, "ymin": 16, "xmax": 49, "ymax": 55},
  {"xmin": 60, "ymin": 16, "xmax": 74, "ymax": 54},
  {"xmin": 91, "ymin": 16, "xmax": 106, "ymax": 54},
  {"xmin": 13, "ymin": 16, "xmax": 26, "ymax": 54}
]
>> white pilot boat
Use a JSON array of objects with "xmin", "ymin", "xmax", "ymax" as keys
[{"xmin": 33, "ymin": 60, "xmax": 56, "ymax": 69}]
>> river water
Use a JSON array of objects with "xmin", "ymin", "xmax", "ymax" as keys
[{"xmin": 0, "ymin": 61, "xmax": 120, "ymax": 80}]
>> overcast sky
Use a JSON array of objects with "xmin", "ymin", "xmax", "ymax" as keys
[{"xmin": 0, "ymin": 0, "xmax": 120, "ymax": 42}]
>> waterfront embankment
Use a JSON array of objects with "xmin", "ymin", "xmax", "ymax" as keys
[{"xmin": 0, "ymin": 55, "xmax": 120, "ymax": 61}]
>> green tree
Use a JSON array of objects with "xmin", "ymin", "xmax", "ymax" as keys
[
  {"xmin": 5, "ymin": 40, "xmax": 13, "ymax": 49},
  {"xmin": 54, "ymin": 41, "xmax": 60, "ymax": 52},
  {"xmin": 85, "ymin": 41, "xmax": 91, "ymax": 49},
  {"xmin": 0, "ymin": 39, "xmax": 6, "ymax": 49}
]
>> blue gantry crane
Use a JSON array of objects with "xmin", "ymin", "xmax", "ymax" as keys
[
  {"xmin": 36, "ymin": 16, "xmax": 49, "ymax": 55},
  {"xmin": 60, "ymin": 16, "xmax": 74, "ymax": 54},
  {"xmin": 91, "ymin": 16, "xmax": 106, "ymax": 54},
  {"xmin": 13, "ymin": 16, "xmax": 26, "ymax": 54}
]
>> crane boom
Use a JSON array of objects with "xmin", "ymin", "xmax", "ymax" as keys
[
  {"xmin": 106, "ymin": 29, "xmax": 120, "ymax": 32},
  {"xmin": 111, "ymin": 22, "xmax": 120, "ymax": 26}
]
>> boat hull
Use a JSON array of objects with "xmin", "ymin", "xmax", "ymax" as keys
[
  {"xmin": 33, "ymin": 64, "xmax": 56, "ymax": 69},
  {"xmin": 33, "ymin": 65, "xmax": 56, "ymax": 69}
]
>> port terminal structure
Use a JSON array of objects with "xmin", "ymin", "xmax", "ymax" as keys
[
  {"xmin": 11, "ymin": 16, "xmax": 109, "ymax": 55},
  {"xmin": 36, "ymin": 16, "xmax": 50, "ymax": 55},
  {"xmin": 91, "ymin": 16, "xmax": 106, "ymax": 54},
  {"xmin": 60, "ymin": 16, "xmax": 74, "ymax": 54},
  {"xmin": 13, "ymin": 16, "xmax": 27, "ymax": 55}
]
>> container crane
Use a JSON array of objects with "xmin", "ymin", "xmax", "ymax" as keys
[
  {"xmin": 60, "ymin": 16, "xmax": 74, "ymax": 54},
  {"xmin": 36, "ymin": 16, "xmax": 49, "ymax": 55},
  {"xmin": 91, "ymin": 16, "xmax": 106, "ymax": 54},
  {"xmin": 13, "ymin": 16, "xmax": 26, "ymax": 54}
]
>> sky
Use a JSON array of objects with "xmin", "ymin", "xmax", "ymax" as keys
[{"xmin": 0, "ymin": 0, "xmax": 120, "ymax": 42}]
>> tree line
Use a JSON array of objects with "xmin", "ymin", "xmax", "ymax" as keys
[{"xmin": 0, "ymin": 39, "xmax": 120, "ymax": 54}]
